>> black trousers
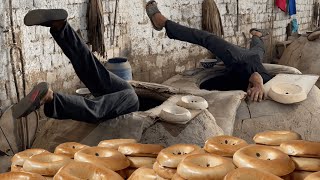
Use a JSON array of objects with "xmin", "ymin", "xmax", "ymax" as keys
[
  {"xmin": 43, "ymin": 23, "xmax": 139, "ymax": 123},
  {"xmin": 165, "ymin": 20, "xmax": 265, "ymax": 67}
]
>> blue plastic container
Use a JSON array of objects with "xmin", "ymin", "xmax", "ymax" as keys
[{"xmin": 105, "ymin": 57, "xmax": 133, "ymax": 80}]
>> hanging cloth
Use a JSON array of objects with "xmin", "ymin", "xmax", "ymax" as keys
[
  {"xmin": 276, "ymin": 0, "xmax": 287, "ymax": 12},
  {"xmin": 87, "ymin": 0, "xmax": 106, "ymax": 55},
  {"xmin": 291, "ymin": 18, "xmax": 299, "ymax": 33},
  {"xmin": 288, "ymin": 0, "xmax": 297, "ymax": 16}
]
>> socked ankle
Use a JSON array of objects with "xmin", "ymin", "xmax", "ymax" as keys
[
  {"xmin": 153, "ymin": 13, "xmax": 167, "ymax": 28},
  {"xmin": 51, "ymin": 20, "xmax": 66, "ymax": 31},
  {"xmin": 41, "ymin": 89, "xmax": 54, "ymax": 104}
]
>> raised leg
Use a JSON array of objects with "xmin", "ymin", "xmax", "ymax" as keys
[
  {"xmin": 51, "ymin": 22, "xmax": 133, "ymax": 97},
  {"xmin": 165, "ymin": 20, "xmax": 244, "ymax": 67},
  {"xmin": 249, "ymin": 36, "xmax": 265, "ymax": 62}
]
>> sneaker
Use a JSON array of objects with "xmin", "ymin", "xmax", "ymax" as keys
[
  {"xmin": 24, "ymin": 9, "xmax": 68, "ymax": 27},
  {"xmin": 12, "ymin": 82, "xmax": 49, "ymax": 119},
  {"xmin": 250, "ymin": 28, "xmax": 270, "ymax": 37}
]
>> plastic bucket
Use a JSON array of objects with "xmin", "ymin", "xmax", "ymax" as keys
[{"xmin": 105, "ymin": 57, "xmax": 133, "ymax": 80}]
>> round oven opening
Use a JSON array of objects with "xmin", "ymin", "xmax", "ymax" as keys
[
  {"xmin": 134, "ymin": 89, "xmax": 168, "ymax": 111},
  {"xmin": 199, "ymin": 75, "xmax": 234, "ymax": 91}
]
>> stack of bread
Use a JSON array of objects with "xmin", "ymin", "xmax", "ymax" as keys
[
  {"xmin": 280, "ymin": 140, "xmax": 320, "ymax": 180},
  {"xmin": 97, "ymin": 139, "xmax": 138, "ymax": 178},
  {"xmin": 3, "ymin": 130, "xmax": 320, "ymax": 180},
  {"xmin": 115, "ymin": 141, "xmax": 164, "ymax": 179},
  {"xmin": 10, "ymin": 148, "xmax": 72, "ymax": 179},
  {"xmin": 154, "ymin": 144, "xmax": 204, "ymax": 179}
]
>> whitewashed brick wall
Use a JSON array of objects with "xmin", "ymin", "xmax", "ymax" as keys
[{"xmin": 0, "ymin": 0, "xmax": 316, "ymax": 110}]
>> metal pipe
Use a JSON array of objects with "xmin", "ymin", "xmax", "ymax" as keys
[
  {"xmin": 8, "ymin": 0, "xmax": 28, "ymax": 150},
  {"xmin": 236, "ymin": 0, "xmax": 239, "ymax": 31},
  {"xmin": 29, "ymin": 111, "xmax": 40, "ymax": 147},
  {"xmin": 0, "ymin": 105, "xmax": 15, "ymax": 155},
  {"xmin": 112, "ymin": 0, "xmax": 119, "ymax": 46},
  {"xmin": 269, "ymin": 0, "xmax": 275, "ymax": 63}
]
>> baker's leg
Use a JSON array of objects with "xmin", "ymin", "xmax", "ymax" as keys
[
  {"xmin": 44, "ymin": 89, "xmax": 139, "ymax": 123},
  {"xmin": 12, "ymin": 81, "xmax": 139, "ymax": 121},
  {"xmin": 50, "ymin": 22, "xmax": 133, "ymax": 97},
  {"xmin": 14, "ymin": 9, "xmax": 139, "ymax": 120},
  {"xmin": 249, "ymin": 36, "xmax": 265, "ymax": 62},
  {"xmin": 248, "ymin": 28, "xmax": 268, "ymax": 62},
  {"xmin": 24, "ymin": 9, "xmax": 132, "ymax": 97},
  {"xmin": 146, "ymin": 1, "xmax": 244, "ymax": 67}
]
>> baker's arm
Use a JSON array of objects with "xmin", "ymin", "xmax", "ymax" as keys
[{"xmin": 247, "ymin": 72, "xmax": 265, "ymax": 102}]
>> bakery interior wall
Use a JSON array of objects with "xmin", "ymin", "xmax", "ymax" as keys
[{"xmin": 0, "ymin": 0, "xmax": 315, "ymax": 112}]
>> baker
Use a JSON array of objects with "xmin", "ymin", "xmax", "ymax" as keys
[
  {"xmin": 12, "ymin": 9, "xmax": 139, "ymax": 122},
  {"xmin": 146, "ymin": 1, "xmax": 273, "ymax": 102}
]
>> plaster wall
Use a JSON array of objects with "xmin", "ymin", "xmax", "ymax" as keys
[{"xmin": 0, "ymin": 0, "xmax": 315, "ymax": 110}]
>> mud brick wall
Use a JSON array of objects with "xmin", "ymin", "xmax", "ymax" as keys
[{"xmin": 0, "ymin": 0, "xmax": 316, "ymax": 110}]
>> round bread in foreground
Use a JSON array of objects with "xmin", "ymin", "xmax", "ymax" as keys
[
  {"xmin": 280, "ymin": 140, "xmax": 320, "ymax": 157},
  {"xmin": 224, "ymin": 167, "xmax": 282, "ymax": 180},
  {"xmin": 54, "ymin": 142, "xmax": 89, "ymax": 158},
  {"xmin": 157, "ymin": 144, "xmax": 204, "ymax": 168},
  {"xmin": 204, "ymin": 135, "xmax": 248, "ymax": 157},
  {"xmin": 172, "ymin": 173, "xmax": 186, "ymax": 180},
  {"xmin": 253, "ymin": 130, "xmax": 301, "ymax": 145},
  {"xmin": 98, "ymin": 139, "xmax": 137, "ymax": 149},
  {"xmin": 53, "ymin": 161, "xmax": 123, "ymax": 180},
  {"xmin": 127, "ymin": 156, "xmax": 156, "ymax": 168},
  {"xmin": 177, "ymin": 153, "xmax": 235, "ymax": 180},
  {"xmin": 289, "ymin": 171, "xmax": 313, "ymax": 180},
  {"xmin": 0, "ymin": 172, "xmax": 46, "ymax": 180},
  {"xmin": 11, "ymin": 149, "xmax": 49, "ymax": 167},
  {"xmin": 233, "ymin": 145, "xmax": 295, "ymax": 176},
  {"xmin": 123, "ymin": 168, "xmax": 137, "ymax": 179},
  {"xmin": 23, "ymin": 153, "xmax": 71, "ymax": 176},
  {"xmin": 118, "ymin": 143, "xmax": 164, "ymax": 157},
  {"xmin": 127, "ymin": 167, "xmax": 157, "ymax": 180},
  {"xmin": 305, "ymin": 171, "xmax": 320, "ymax": 180},
  {"xmin": 74, "ymin": 146, "xmax": 130, "ymax": 171},
  {"xmin": 10, "ymin": 164, "xmax": 25, "ymax": 172},
  {"xmin": 153, "ymin": 161, "xmax": 176, "ymax": 179},
  {"xmin": 291, "ymin": 157, "xmax": 320, "ymax": 171}
]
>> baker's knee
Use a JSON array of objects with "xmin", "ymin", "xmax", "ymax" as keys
[{"xmin": 124, "ymin": 89, "xmax": 139, "ymax": 113}]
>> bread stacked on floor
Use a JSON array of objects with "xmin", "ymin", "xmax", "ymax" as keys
[
  {"xmin": 117, "ymin": 142, "xmax": 164, "ymax": 179},
  {"xmin": 280, "ymin": 140, "xmax": 320, "ymax": 180},
  {"xmin": 3, "ymin": 131, "xmax": 320, "ymax": 180},
  {"xmin": 155, "ymin": 144, "xmax": 204, "ymax": 179}
]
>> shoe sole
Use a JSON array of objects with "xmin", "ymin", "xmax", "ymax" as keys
[
  {"xmin": 250, "ymin": 28, "xmax": 269, "ymax": 37},
  {"xmin": 24, "ymin": 9, "xmax": 68, "ymax": 26},
  {"xmin": 12, "ymin": 82, "xmax": 49, "ymax": 119},
  {"xmin": 146, "ymin": 0, "xmax": 163, "ymax": 31}
]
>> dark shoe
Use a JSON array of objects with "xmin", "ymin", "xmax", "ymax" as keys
[
  {"xmin": 307, "ymin": 28, "xmax": 320, "ymax": 41},
  {"xmin": 12, "ymin": 82, "xmax": 49, "ymax": 119},
  {"xmin": 24, "ymin": 9, "xmax": 68, "ymax": 27},
  {"xmin": 250, "ymin": 28, "xmax": 269, "ymax": 37},
  {"xmin": 146, "ymin": 0, "xmax": 163, "ymax": 31}
]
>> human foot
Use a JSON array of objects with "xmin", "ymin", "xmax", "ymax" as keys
[
  {"xmin": 24, "ymin": 9, "xmax": 68, "ymax": 30},
  {"xmin": 146, "ymin": 1, "xmax": 167, "ymax": 31},
  {"xmin": 250, "ymin": 28, "xmax": 269, "ymax": 37},
  {"xmin": 12, "ymin": 82, "xmax": 53, "ymax": 119}
]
